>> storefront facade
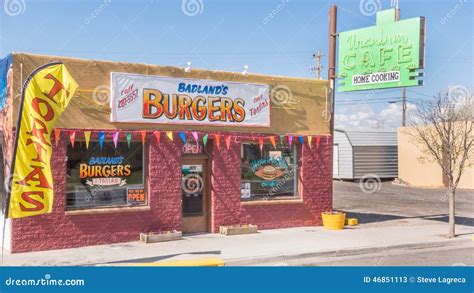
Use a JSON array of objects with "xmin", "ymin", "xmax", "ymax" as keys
[{"xmin": 1, "ymin": 53, "xmax": 332, "ymax": 253}]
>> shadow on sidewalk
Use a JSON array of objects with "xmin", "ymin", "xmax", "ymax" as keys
[
  {"xmin": 344, "ymin": 211, "xmax": 474, "ymax": 227},
  {"xmin": 92, "ymin": 250, "xmax": 222, "ymax": 266}
]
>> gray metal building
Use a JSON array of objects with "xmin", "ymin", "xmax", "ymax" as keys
[{"xmin": 333, "ymin": 129, "xmax": 398, "ymax": 180}]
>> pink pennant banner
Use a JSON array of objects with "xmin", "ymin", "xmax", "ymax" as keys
[
  {"xmin": 69, "ymin": 130, "xmax": 76, "ymax": 148},
  {"xmin": 113, "ymin": 131, "xmax": 119, "ymax": 148},
  {"xmin": 192, "ymin": 131, "xmax": 198, "ymax": 144}
]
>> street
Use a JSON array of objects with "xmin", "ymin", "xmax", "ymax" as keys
[
  {"xmin": 333, "ymin": 180, "xmax": 473, "ymax": 228},
  {"xmin": 306, "ymin": 244, "xmax": 473, "ymax": 266}
]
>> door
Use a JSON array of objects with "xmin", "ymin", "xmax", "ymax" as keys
[
  {"xmin": 333, "ymin": 144, "xmax": 339, "ymax": 176},
  {"xmin": 181, "ymin": 159, "xmax": 209, "ymax": 233}
]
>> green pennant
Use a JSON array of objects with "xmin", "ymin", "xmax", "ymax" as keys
[
  {"xmin": 126, "ymin": 133, "xmax": 132, "ymax": 148},
  {"xmin": 202, "ymin": 134, "xmax": 208, "ymax": 147}
]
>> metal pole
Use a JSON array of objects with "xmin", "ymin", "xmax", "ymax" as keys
[
  {"xmin": 328, "ymin": 5, "xmax": 337, "ymax": 133},
  {"xmin": 395, "ymin": 0, "xmax": 406, "ymax": 127},
  {"xmin": 402, "ymin": 87, "xmax": 407, "ymax": 126}
]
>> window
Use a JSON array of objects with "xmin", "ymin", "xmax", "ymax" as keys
[
  {"xmin": 66, "ymin": 140, "xmax": 145, "ymax": 210},
  {"xmin": 241, "ymin": 142, "xmax": 299, "ymax": 200}
]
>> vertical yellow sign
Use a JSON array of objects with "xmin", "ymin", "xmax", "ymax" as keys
[{"xmin": 7, "ymin": 63, "xmax": 78, "ymax": 218}]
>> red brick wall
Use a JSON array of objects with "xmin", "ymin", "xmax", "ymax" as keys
[
  {"xmin": 10, "ymin": 132, "xmax": 182, "ymax": 253},
  {"xmin": 11, "ymin": 132, "xmax": 332, "ymax": 253},
  {"xmin": 210, "ymin": 136, "xmax": 333, "ymax": 232}
]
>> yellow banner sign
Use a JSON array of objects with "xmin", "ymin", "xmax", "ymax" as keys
[{"xmin": 7, "ymin": 63, "xmax": 78, "ymax": 218}]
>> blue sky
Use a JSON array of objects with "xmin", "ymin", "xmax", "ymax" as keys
[{"xmin": 1, "ymin": 0, "xmax": 472, "ymax": 129}]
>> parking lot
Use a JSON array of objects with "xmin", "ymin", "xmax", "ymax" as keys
[{"xmin": 333, "ymin": 180, "xmax": 473, "ymax": 228}]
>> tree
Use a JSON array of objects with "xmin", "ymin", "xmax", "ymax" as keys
[{"xmin": 408, "ymin": 90, "xmax": 473, "ymax": 238}]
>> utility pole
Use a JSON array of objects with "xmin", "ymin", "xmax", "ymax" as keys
[
  {"xmin": 312, "ymin": 51, "xmax": 324, "ymax": 80},
  {"xmin": 395, "ymin": 0, "xmax": 407, "ymax": 127}
]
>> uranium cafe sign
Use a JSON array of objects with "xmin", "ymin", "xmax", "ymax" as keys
[{"xmin": 337, "ymin": 9, "xmax": 425, "ymax": 92}]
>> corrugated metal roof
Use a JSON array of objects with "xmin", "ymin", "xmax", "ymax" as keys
[{"xmin": 335, "ymin": 128, "xmax": 397, "ymax": 146}]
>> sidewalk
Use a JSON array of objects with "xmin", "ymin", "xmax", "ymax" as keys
[{"xmin": 3, "ymin": 222, "xmax": 473, "ymax": 266}]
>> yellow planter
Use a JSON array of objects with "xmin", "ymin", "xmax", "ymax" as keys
[{"xmin": 321, "ymin": 212, "xmax": 346, "ymax": 230}]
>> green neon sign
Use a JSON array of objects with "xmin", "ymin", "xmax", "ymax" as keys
[{"xmin": 337, "ymin": 9, "xmax": 425, "ymax": 92}]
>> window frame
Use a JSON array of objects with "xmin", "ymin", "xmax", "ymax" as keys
[
  {"xmin": 240, "ymin": 140, "xmax": 301, "ymax": 202},
  {"xmin": 64, "ymin": 137, "xmax": 148, "ymax": 212}
]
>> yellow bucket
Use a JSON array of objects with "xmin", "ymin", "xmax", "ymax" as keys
[{"xmin": 321, "ymin": 212, "xmax": 346, "ymax": 230}]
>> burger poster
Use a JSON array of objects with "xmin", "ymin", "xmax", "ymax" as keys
[
  {"xmin": 110, "ymin": 72, "xmax": 270, "ymax": 127},
  {"xmin": 241, "ymin": 146, "xmax": 296, "ymax": 198},
  {"xmin": 66, "ymin": 141, "xmax": 145, "ymax": 205}
]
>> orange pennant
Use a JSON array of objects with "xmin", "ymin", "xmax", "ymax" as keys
[
  {"xmin": 316, "ymin": 136, "xmax": 321, "ymax": 148},
  {"xmin": 259, "ymin": 137, "xmax": 264, "ymax": 153},
  {"xmin": 215, "ymin": 134, "xmax": 221, "ymax": 149},
  {"xmin": 140, "ymin": 130, "xmax": 147, "ymax": 144},
  {"xmin": 153, "ymin": 131, "xmax": 161, "ymax": 144},
  {"xmin": 225, "ymin": 135, "xmax": 232, "ymax": 150},
  {"xmin": 269, "ymin": 136, "xmax": 276, "ymax": 149},
  {"xmin": 53, "ymin": 128, "xmax": 61, "ymax": 146}
]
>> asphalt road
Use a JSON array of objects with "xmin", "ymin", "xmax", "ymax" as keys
[
  {"xmin": 306, "ymin": 244, "xmax": 473, "ymax": 266},
  {"xmin": 333, "ymin": 181, "xmax": 473, "ymax": 228}
]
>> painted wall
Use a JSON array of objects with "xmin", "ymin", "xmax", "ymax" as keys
[
  {"xmin": 398, "ymin": 127, "xmax": 473, "ymax": 189},
  {"xmin": 10, "ymin": 131, "xmax": 333, "ymax": 253},
  {"xmin": 10, "ymin": 53, "xmax": 330, "ymax": 136}
]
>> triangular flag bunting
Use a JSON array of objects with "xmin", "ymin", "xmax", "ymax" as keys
[
  {"xmin": 203, "ymin": 134, "xmax": 208, "ymax": 147},
  {"xmin": 84, "ymin": 131, "xmax": 91, "ymax": 149},
  {"xmin": 316, "ymin": 136, "xmax": 321, "ymax": 148},
  {"xmin": 269, "ymin": 136, "xmax": 276, "ymax": 149},
  {"xmin": 179, "ymin": 131, "xmax": 187, "ymax": 144},
  {"xmin": 259, "ymin": 137, "xmax": 264, "ymax": 154},
  {"xmin": 126, "ymin": 133, "xmax": 132, "ymax": 148},
  {"xmin": 113, "ymin": 131, "xmax": 119, "ymax": 149},
  {"xmin": 192, "ymin": 131, "xmax": 199, "ymax": 144},
  {"xmin": 69, "ymin": 130, "xmax": 76, "ymax": 148},
  {"xmin": 98, "ymin": 131, "xmax": 105, "ymax": 149},
  {"xmin": 225, "ymin": 135, "xmax": 232, "ymax": 150},
  {"xmin": 166, "ymin": 131, "xmax": 173, "ymax": 141},
  {"xmin": 153, "ymin": 131, "xmax": 161, "ymax": 144},
  {"xmin": 279, "ymin": 134, "xmax": 285, "ymax": 146},
  {"xmin": 215, "ymin": 134, "xmax": 221, "ymax": 149},
  {"xmin": 53, "ymin": 128, "xmax": 61, "ymax": 146},
  {"xmin": 288, "ymin": 135, "xmax": 293, "ymax": 147},
  {"xmin": 298, "ymin": 135, "xmax": 304, "ymax": 145},
  {"xmin": 307, "ymin": 136, "xmax": 313, "ymax": 149},
  {"xmin": 140, "ymin": 130, "xmax": 147, "ymax": 144}
]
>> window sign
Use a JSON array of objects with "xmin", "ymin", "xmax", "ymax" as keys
[
  {"xmin": 241, "ymin": 143, "xmax": 298, "ymax": 200},
  {"xmin": 338, "ymin": 9, "xmax": 425, "ymax": 92},
  {"xmin": 66, "ymin": 141, "xmax": 145, "ymax": 209}
]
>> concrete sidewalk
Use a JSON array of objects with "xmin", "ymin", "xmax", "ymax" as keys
[{"xmin": 3, "ymin": 222, "xmax": 473, "ymax": 266}]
